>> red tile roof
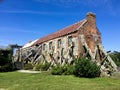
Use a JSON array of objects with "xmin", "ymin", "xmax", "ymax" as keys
[{"xmin": 34, "ymin": 19, "xmax": 86, "ymax": 45}]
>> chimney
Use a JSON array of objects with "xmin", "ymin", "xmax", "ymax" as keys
[{"xmin": 86, "ymin": 12, "xmax": 96, "ymax": 28}]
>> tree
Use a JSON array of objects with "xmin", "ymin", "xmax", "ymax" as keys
[
  {"xmin": 109, "ymin": 51, "xmax": 120, "ymax": 67},
  {"xmin": 0, "ymin": 48, "xmax": 13, "ymax": 72}
]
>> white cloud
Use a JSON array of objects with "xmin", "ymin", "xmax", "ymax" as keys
[
  {"xmin": 34, "ymin": 0, "xmax": 84, "ymax": 7},
  {"xmin": 1, "ymin": 0, "xmax": 118, "ymax": 15},
  {"xmin": 34, "ymin": 0, "xmax": 119, "ymax": 15},
  {"xmin": 0, "ymin": 10, "xmax": 79, "ymax": 15},
  {"xmin": 0, "ymin": 39, "xmax": 14, "ymax": 46},
  {"xmin": 0, "ymin": 27, "xmax": 39, "ymax": 34},
  {"xmin": 35, "ymin": 0, "xmax": 82, "ymax": 3},
  {"xmin": 0, "ymin": 10, "xmax": 49, "ymax": 14}
]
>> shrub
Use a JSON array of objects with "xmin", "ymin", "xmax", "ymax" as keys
[
  {"xmin": 63, "ymin": 64, "xmax": 75, "ymax": 75},
  {"xmin": 74, "ymin": 58, "xmax": 100, "ymax": 78},
  {"xmin": 0, "ymin": 56, "xmax": 10, "ymax": 66},
  {"xmin": 35, "ymin": 62, "xmax": 50, "ymax": 71},
  {"xmin": 0, "ymin": 63, "xmax": 14, "ymax": 72},
  {"xmin": 0, "ymin": 48, "xmax": 14, "ymax": 72},
  {"xmin": 41, "ymin": 62, "xmax": 50, "ymax": 71},
  {"xmin": 24, "ymin": 63, "xmax": 34, "ymax": 70},
  {"xmin": 51, "ymin": 64, "xmax": 75, "ymax": 75},
  {"xmin": 51, "ymin": 64, "xmax": 63, "ymax": 75},
  {"xmin": 34, "ymin": 63, "xmax": 43, "ymax": 71}
]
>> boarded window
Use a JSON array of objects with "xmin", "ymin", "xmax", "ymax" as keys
[
  {"xmin": 68, "ymin": 36, "xmax": 72, "ymax": 46},
  {"xmin": 49, "ymin": 42, "xmax": 52, "ymax": 50},
  {"xmin": 58, "ymin": 39, "xmax": 61, "ymax": 48}
]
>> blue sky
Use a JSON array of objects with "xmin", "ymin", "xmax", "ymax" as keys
[{"xmin": 0, "ymin": 0, "xmax": 120, "ymax": 51}]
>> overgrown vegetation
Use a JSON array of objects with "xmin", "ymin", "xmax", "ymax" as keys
[
  {"xmin": 74, "ymin": 58, "xmax": 100, "ymax": 78},
  {"xmin": 0, "ymin": 48, "xmax": 14, "ymax": 72},
  {"xmin": 24, "ymin": 63, "xmax": 34, "ymax": 70},
  {"xmin": 51, "ymin": 58, "xmax": 100, "ymax": 78},
  {"xmin": 51, "ymin": 64, "xmax": 74, "ymax": 75},
  {"xmin": 34, "ymin": 61, "xmax": 51, "ymax": 71},
  {"xmin": 109, "ymin": 51, "xmax": 120, "ymax": 67}
]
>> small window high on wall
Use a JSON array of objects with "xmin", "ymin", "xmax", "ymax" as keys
[
  {"xmin": 58, "ymin": 39, "xmax": 61, "ymax": 48},
  {"xmin": 49, "ymin": 42, "xmax": 52, "ymax": 50},
  {"xmin": 68, "ymin": 36, "xmax": 72, "ymax": 46}
]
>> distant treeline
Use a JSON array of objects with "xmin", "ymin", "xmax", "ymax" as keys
[{"xmin": 109, "ymin": 51, "xmax": 120, "ymax": 67}]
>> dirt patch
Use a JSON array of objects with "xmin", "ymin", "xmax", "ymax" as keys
[{"xmin": 17, "ymin": 70, "xmax": 41, "ymax": 73}]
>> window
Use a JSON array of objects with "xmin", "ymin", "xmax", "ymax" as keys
[
  {"xmin": 68, "ymin": 36, "xmax": 72, "ymax": 46},
  {"xmin": 49, "ymin": 42, "xmax": 52, "ymax": 50},
  {"xmin": 43, "ymin": 44, "xmax": 46, "ymax": 50},
  {"xmin": 58, "ymin": 39, "xmax": 61, "ymax": 48},
  {"xmin": 93, "ymin": 35, "xmax": 98, "ymax": 42}
]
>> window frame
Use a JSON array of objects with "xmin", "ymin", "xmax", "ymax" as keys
[
  {"xmin": 68, "ymin": 36, "xmax": 72, "ymax": 46},
  {"xmin": 49, "ymin": 42, "xmax": 52, "ymax": 50},
  {"xmin": 58, "ymin": 39, "xmax": 62, "ymax": 49},
  {"xmin": 43, "ymin": 44, "xmax": 46, "ymax": 51}
]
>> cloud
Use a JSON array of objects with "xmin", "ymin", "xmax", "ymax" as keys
[
  {"xmin": 35, "ymin": 0, "xmax": 82, "ymax": 3},
  {"xmin": 34, "ymin": 0, "xmax": 119, "ymax": 15},
  {"xmin": 0, "ymin": 10, "xmax": 49, "ymax": 14},
  {"xmin": 34, "ymin": 0, "xmax": 104, "ymax": 6},
  {"xmin": 0, "ymin": 39, "xmax": 14, "ymax": 46},
  {"xmin": 95, "ymin": 0, "xmax": 118, "ymax": 15},
  {"xmin": 1, "ymin": 0, "xmax": 118, "ymax": 15},
  {"xmin": 0, "ymin": 27, "xmax": 39, "ymax": 34},
  {"xmin": 0, "ymin": 10, "xmax": 80, "ymax": 15},
  {"xmin": 34, "ymin": 0, "xmax": 87, "ymax": 7}
]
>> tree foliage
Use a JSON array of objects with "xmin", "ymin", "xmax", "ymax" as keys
[
  {"xmin": 0, "ymin": 48, "xmax": 13, "ymax": 72},
  {"xmin": 74, "ymin": 58, "xmax": 100, "ymax": 78},
  {"xmin": 109, "ymin": 51, "xmax": 120, "ymax": 67}
]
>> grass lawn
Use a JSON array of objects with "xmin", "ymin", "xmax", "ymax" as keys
[{"xmin": 0, "ymin": 71, "xmax": 120, "ymax": 90}]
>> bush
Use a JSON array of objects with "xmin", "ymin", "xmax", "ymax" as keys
[
  {"xmin": 35, "ymin": 62, "xmax": 50, "ymax": 71},
  {"xmin": 51, "ymin": 64, "xmax": 74, "ymax": 75},
  {"xmin": 24, "ymin": 63, "xmax": 34, "ymax": 70},
  {"xmin": 41, "ymin": 62, "xmax": 50, "ymax": 71},
  {"xmin": 51, "ymin": 58, "xmax": 100, "ymax": 78},
  {"xmin": 51, "ymin": 64, "xmax": 63, "ymax": 75},
  {"xmin": 0, "ymin": 63, "xmax": 14, "ymax": 72},
  {"xmin": 35, "ymin": 63, "xmax": 43, "ymax": 71},
  {"xmin": 63, "ymin": 64, "xmax": 75, "ymax": 75},
  {"xmin": 0, "ymin": 48, "xmax": 14, "ymax": 72},
  {"xmin": 74, "ymin": 58, "xmax": 100, "ymax": 78},
  {"xmin": 0, "ymin": 56, "xmax": 10, "ymax": 66}
]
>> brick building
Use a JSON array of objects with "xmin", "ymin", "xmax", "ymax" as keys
[{"xmin": 14, "ymin": 12, "xmax": 117, "ymax": 75}]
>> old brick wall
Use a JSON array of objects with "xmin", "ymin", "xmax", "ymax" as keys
[{"xmin": 79, "ymin": 12, "xmax": 102, "ymax": 53}]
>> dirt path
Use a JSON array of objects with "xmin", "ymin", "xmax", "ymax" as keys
[{"xmin": 17, "ymin": 70, "xmax": 41, "ymax": 73}]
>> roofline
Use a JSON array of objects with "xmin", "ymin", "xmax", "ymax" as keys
[
  {"xmin": 76, "ymin": 19, "xmax": 87, "ymax": 30},
  {"xmin": 33, "ymin": 19, "xmax": 87, "ymax": 45}
]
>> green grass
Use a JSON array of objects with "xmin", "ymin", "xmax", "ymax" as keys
[{"xmin": 0, "ymin": 71, "xmax": 120, "ymax": 90}]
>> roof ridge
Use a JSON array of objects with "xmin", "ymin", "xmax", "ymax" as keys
[
  {"xmin": 56, "ymin": 19, "xmax": 86, "ymax": 33},
  {"xmin": 33, "ymin": 19, "xmax": 86, "ymax": 45},
  {"xmin": 38, "ymin": 19, "xmax": 86, "ymax": 38}
]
